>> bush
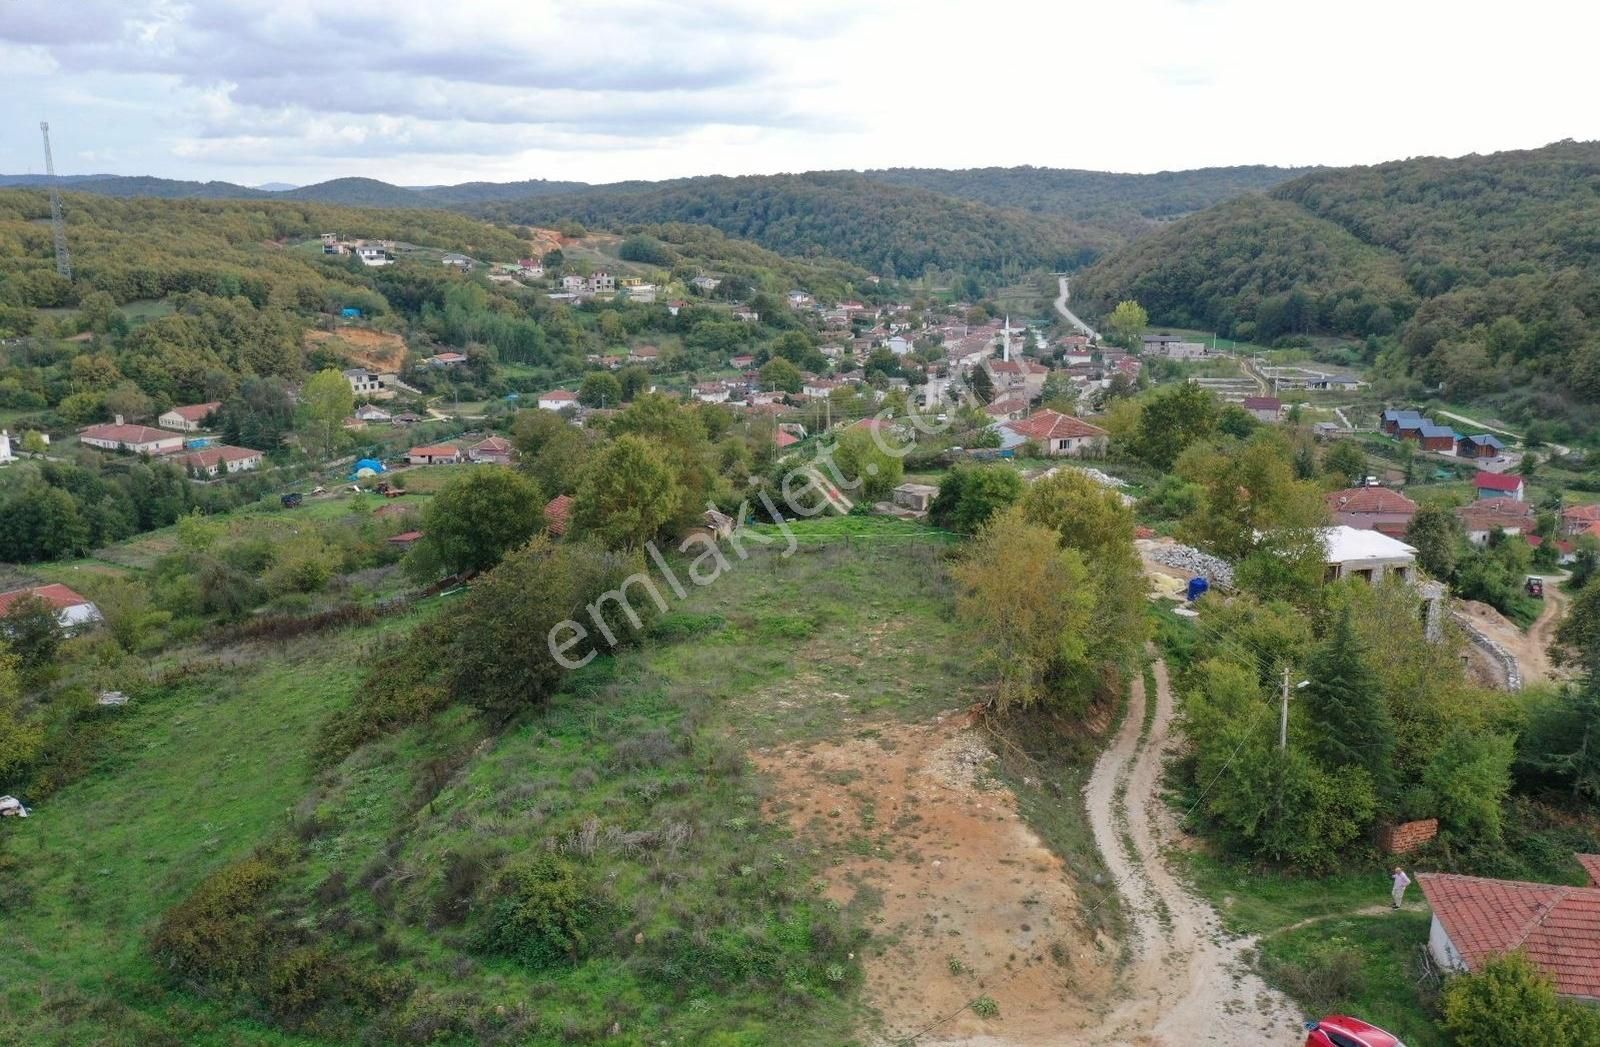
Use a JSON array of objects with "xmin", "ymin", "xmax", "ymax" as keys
[
  {"xmin": 149, "ymin": 852, "xmax": 283, "ymax": 989},
  {"xmin": 1442, "ymin": 951, "xmax": 1600, "ymax": 1047},
  {"xmin": 472, "ymin": 856, "xmax": 617, "ymax": 968},
  {"xmin": 1265, "ymin": 936, "xmax": 1367, "ymax": 1011}
]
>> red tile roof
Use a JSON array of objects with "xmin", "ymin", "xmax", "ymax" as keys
[
  {"xmin": 79, "ymin": 422, "xmax": 183, "ymax": 446},
  {"xmin": 1475, "ymin": 471, "xmax": 1525, "ymax": 492},
  {"xmin": 775, "ymin": 430, "xmax": 799, "ymax": 448},
  {"xmin": 984, "ymin": 396, "xmax": 1030, "ymax": 417},
  {"xmin": 1419, "ymin": 872, "xmax": 1600, "ymax": 999},
  {"xmin": 0, "ymin": 583, "xmax": 95, "ymax": 615},
  {"xmin": 544, "ymin": 494, "xmax": 573, "ymax": 536},
  {"xmin": 387, "ymin": 530, "xmax": 423, "ymax": 545},
  {"xmin": 173, "ymin": 445, "xmax": 262, "ymax": 471},
  {"xmin": 471, "ymin": 436, "xmax": 512, "ymax": 453},
  {"xmin": 1579, "ymin": 855, "xmax": 1600, "ymax": 887},
  {"xmin": 1242, "ymin": 396, "xmax": 1282, "ymax": 412},
  {"xmin": 1562, "ymin": 505, "xmax": 1600, "ymax": 524},
  {"xmin": 1006, "ymin": 409, "xmax": 1106, "ymax": 442},
  {"xmin": 540, "ymin": 389, "xmax": 577, "ymax": 402},
  {"xmin": 409, "ymin": 444, "xmax": 459, "ymax": 458},
  {"xmin": 1324, "ymin": 487, "xmax": 1418, "ymax": 515},
  {"xmin": 165, "ymin": 401, "xmax": 221, "ymax": 422}
]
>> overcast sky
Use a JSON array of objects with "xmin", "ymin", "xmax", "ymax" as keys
[{"xmin": 3, "ymin": 0, "xmax": 1597, "ymax": 186}]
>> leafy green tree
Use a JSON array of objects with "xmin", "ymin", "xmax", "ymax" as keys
[
  {"xmin": 968, "ymin": 365, "xmax": 995, "ymax": 405},
  {"xmin": 1442, "ymin": 951, "xmax": 1600, "ymax": 1047},
  {"xmin": 409, "ymin": 470, "xmax": 545, "ymax": 579},
  {"xmin": 1018, "ymin": 470, "xmax": 1150, "ymax": 690},
  {"xmin": 1525, "ymin": 658, "xmax": 1600, "ymax": 803},
  {"xmin": 1179, "ymin": 431, "xmax": 1329, "ymax": 561},
  {"xmin": 572, "ymin": 435, "xmax": 684, "ymax": 549},
  {"xmin": 0, "ymin": 483, "xmax": 91, "ymax": 562},
  {"xmin": 928, "ymin": 464, "xmax": 1023, "ymax": 534},
  {"xmin": 443, "ymin": 537, "xmax": 648, "ymax": 718},
  {"xmin": 1129, "ymin": 383, "xmax": 1218, "ymax": 469},
  {"xmin": 758, "ymin": 357, "xmax": 802, "ymax": 394},
  {"xmin": 2, "ymin": 593, "xmax": 63, "ymax": 672},
  {"xmin": 299, "ymin": 368, "xmax": 353, "ymax": 461},
  {"xmin": 1423, "ymin": 729, "xmax": 1514, "ymax": 844},
  {"xmin": 1406, "ymin": 503, "xmax": 1463, "ymax": 580},
  {"xmin": 1105, "ymin": 300, "xmax": 1148, "ymax": 349},
  {"xmin": 828, "ymin": 428, "xmax": 903, "ymax": 503},
  {"xmin": 952, "ymin": 507, "xmax": 1095, "ymax": 713},
  {"xmin": 578, "ymin": 371, "xmax": 622, "ymax": 409},
  {"xmin": 0, "ymin": 646, "xmax": 43, "ymax": 783},
  {"xmin": 1301, "ymin": 607, "xmax": 1395, "ymax": 793},
  {"xmin": 616, "ymin": 365, "xmax": 650, "ymax": 401},
  {"xmin": 1320, "ymin": 440, "xmax": 1369, "ymax": 487},
  {"xmin": 527, "ymin": 425, "xmax": 592, "ymax": 498},
  {"xmin": 1555, "ymin": 578, "xmax": 1600, "ymax": 671},
  {"xmin": 220, "ymin": 376, "xmax": 295, "ymax": 451}
]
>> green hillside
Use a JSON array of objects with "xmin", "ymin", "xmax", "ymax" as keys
[
  {"xmin": 863, "ymin": 164, "xmax": 1316, "ymax": 232},
  {"xmin": 478, "ymin": 171, "xmax": 1112, "ymax": 280},
  {"xmin": 1074, "ymin": 140, "xmax": 1600, "ymax": 440}
]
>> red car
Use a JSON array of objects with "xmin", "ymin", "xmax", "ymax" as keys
[{"xmin": 1304, "ymin": 1016, "xmax": 1406, "ymax": 1047}]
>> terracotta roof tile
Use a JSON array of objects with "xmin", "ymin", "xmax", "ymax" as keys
[
  {"xmin": 0, "ymin": 583, "xmax": 94, "ymax": 615},
  {"xmin": 1005, "ymin": 409, "xmax": 1106, "ymax": 442},
  {"xmin": 1419, "ymin": 872, "xmax": 1600, "ymax": 999},
  {"xmin": 1324, "ymin": 487, "xmax": 1418, "ymax": 516},
  {"xmin": 544, "ymin": 494, "xmax": 573, "ymax": 537}
]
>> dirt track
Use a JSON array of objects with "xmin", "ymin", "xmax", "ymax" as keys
[
  {"xmin": 1457, "ymin": 582, "xmax": 1571, "ymax": 687},
  {"xmin": 1080, "ymin": 661, "xmax": 1303, "ymax": 1045}
]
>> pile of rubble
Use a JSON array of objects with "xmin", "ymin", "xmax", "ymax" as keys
[
  {"xmin": 1143, "ymin": 542, "xmax": 1235, "ymax": 588},
  {"xmin": 1072, "ymin": 466, "xmax": 1128, "ymax": 490}
]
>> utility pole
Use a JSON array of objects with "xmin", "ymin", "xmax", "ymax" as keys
[
  {"xmin": 39, "ymin": 121, "xmax": 73, "ymax": 281},
  {"xmin": 1280, "ymin": 666, "xmax": 1291, "ymax": 751}
]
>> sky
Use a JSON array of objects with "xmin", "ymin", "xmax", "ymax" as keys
[{"xmin": 3, "ymin": 0, "xmax": 1598, "ymax": 187}]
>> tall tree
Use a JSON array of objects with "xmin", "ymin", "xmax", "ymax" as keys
[
  {"xmin": 1104, "ymin": 300, "xmax": 1148, "ymax": 349},
  {"xmin": 572, "ymin": 435, "xmax": 684, "ymax": 550},
  {"xmin": 299, "ymin": 368, "xmax": 353, "ymax": 461},
  {"xmin": 1, "ymin": 594, "xmax": 63, "ymax": 672},
  {"xmin": 1129, "ymin": 383, "xmax": 1218, "ymax": 469},
  {"xmin": 1406, "ymin": 503, "xmax": 1463, "ymax": 580},
  {"xmin": 408, "ymin": 469, "xmax": 545, "ymax": 579},
  {"xmin": 1301, "ymin": 607, "xmax": 1395, "ymax": 792}
]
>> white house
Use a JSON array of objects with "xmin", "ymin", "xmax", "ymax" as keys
[
  {"xmin": 587, "ymin": 271, "xmax": 615, "ymax": 294},
  {"xmin": 995, "ymin": 409, "xmax": 1108, "ymax": 457},
  {"xmin": 0, "ymin": 583, "xmax": 102, "ymax": 631},
  {"xmin": 1320, "ymin": 525, "xmax": 1418, "ymax": 584},
  {"xmin": 561, "ymin": 275, "xmax": 586, "ymax": 293},
  {"xmin": 173, "ymin": 445, "xmax": 264, "ymax": 477},
  {"xmin": 356, "ymin": 245, "xmax": 391, "ymax": 267},
  {"xmin": 692, "ymin": 382, "xmax": 730, "ymax": 404},
  {"xmin": 0, "ymin": 430, "xmax": 13, "ymax": 465},
  {"xmin": 158, "ymin": 402, "xmax": 221, "ymax": 432},
  {"xmin": 78, "ymin": 418, "xmax": 186, "ymax": 455},
  {"xmin": 690, "ymin": 275, "xmax": 721, "ymax": 293},
  {"xmin": 343, "ymin": 368, "xmax": 394, "ymax": 400},
  {"xmin": 538, "ymin": 389, "xmax": 579, "ymax": 411}
]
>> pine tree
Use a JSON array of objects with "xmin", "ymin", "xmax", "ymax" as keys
[{"xmin": 1302, "ymin": 606, "xmax": 1395, "ymax": 791}]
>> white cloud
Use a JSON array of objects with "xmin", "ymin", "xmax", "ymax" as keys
[{"xmin": 2, "ymin": 0, "xmax": 1597, "ymax": 184}]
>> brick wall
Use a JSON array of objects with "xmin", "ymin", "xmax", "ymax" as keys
[{"xmin": 1379, "ymin": 818, "xmax": 1439, "ymax": 854}]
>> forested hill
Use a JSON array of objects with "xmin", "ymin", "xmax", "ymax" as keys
[
  {"xmin": 477, "ymin": 171, "xmax": 1111, "ymax": 280},
  {"xmin": 0, "ymin": 174, "xmax": 593, "ymax": 208},
  {"xmin": 861, "ymin": 164, "xmax": 1316, "ymax": 232},
  {"xmin": 1073, "ymin": 140, "xmax": 1600, "ymax": 428}
]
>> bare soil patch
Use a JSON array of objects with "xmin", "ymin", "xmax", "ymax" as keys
[
  {"xmin": 754, "ymin": 715, "xmax": 1114, "ymax": 1045},
  {"xmin": 305, "ymin": 327, "xmax": 409, "ymax": 372},
  {"xmin": 1457, "ymin": 590, "xmax": 1572, "ymax": 686}
]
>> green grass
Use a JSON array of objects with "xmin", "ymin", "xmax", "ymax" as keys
[
  {"xmin": 0, "ymin": 518, "xmax": 1006, "ymax": 1044},
  {"xmin": 1258, "ymin": 912, "xmax": 1444, "ymax": 1047},
  {"xmin": 0, "ymin": 623, "xmax": 399, "ymax": 1044},
  {"xmin": 1177, "ymin": 852, "xmax": 1445, "ymax": 1043},
  {"xmin": 118, "ymin": 299, "xmax": 176, "ymax": 323}
]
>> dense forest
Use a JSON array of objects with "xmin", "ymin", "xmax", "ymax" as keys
[
  {"xmin": 862, "ymin": 164, "xmax": 1315, "ymax": 232},
  {"xmin": 1075, "ymin": 140, "xmax": 1600, "ymax": 435},
  {"xmin": 479, "ymin": 172, "xmax": 1110, "ymax": 281}
]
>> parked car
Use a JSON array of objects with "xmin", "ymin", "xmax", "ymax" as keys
[
  {"xmin": 1527, "ymin": 575, "xmax": 1545, "ymax": 598},
  {"xmin": 1304, "ymin": 1015, "xmax": 1405, "ymax": 1047}
]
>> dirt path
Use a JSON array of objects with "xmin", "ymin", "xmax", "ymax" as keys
[
  {"xmin": 1456, "ymin": 585, "xmax": 1571, "ymax": 687},
  {"xmin": 754, "ymin": 716, "xmax": 1115, "ymax": 1046},
  {"xmin": 1081, "ymin": 660, "xmax": 1303, "ymax": 1045}
]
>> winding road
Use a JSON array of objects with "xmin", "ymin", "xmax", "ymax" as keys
[
  {"xmin": 1080, "ymin": 659, "xmax": 1303, "ymax": 1045},
  {"xmin": 1054, "ymin": 277, "xmax": 1100, "ymax": 341}
]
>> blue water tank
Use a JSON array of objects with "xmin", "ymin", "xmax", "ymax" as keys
[
  {"xmin": 1186, "ymin": 577, "xmax": 1210, "ymax": 602},
  {"xmin": 340, "ymin": 307, "xmax": 362, "ymax": 318}
]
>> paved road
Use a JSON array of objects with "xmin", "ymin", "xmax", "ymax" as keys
[{"xmin": 1053, "ymin": 276, "xmax": 1100, "ymax": 341}]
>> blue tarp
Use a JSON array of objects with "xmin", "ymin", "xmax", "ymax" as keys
[
  {"xmin": 349, "ymin": 457, "xmax": 386, "ymax": 479},
  {"xmin": 340, "ymin": 307, "xmax": 362, "ymax": 318}
]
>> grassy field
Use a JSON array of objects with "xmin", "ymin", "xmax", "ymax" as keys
[{"xmin": 0, "ymin": 517, "xmax": 1027, "ymax": 1044}]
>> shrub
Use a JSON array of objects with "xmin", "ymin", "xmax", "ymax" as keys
[
  {"xmin": 1442, "ymin": 951, "xmax": 1600, "ymax": 1047},
  {"xmin": 472, "ymin": 856, "xmax": 617, "ymax": 969},
  {"xmin": 1266, "ymin": 936, "xmax": 1367, "ymax": 1011},
  {"xmin": 149, "ymin": 852, "xmax": 283, "ymax": 989}
]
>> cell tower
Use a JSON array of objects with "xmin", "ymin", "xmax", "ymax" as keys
[{"xmin": 39, "ymin": 121, "xmax": 73, "ymax": 281}]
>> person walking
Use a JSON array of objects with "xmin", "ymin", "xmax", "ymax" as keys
[{"xmin": 1391, "ymin": 866, "xmax": 1411, "ymax": 909}]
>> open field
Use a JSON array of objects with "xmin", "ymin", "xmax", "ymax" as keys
[{"xmin": 0, "ymin": 517, "xmax": 1125, "ymax": 1044}]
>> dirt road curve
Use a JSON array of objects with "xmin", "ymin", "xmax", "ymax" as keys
[{"xmin": 1081, "ymin": 660, "xmax": 1303, "ymax": 1045}]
